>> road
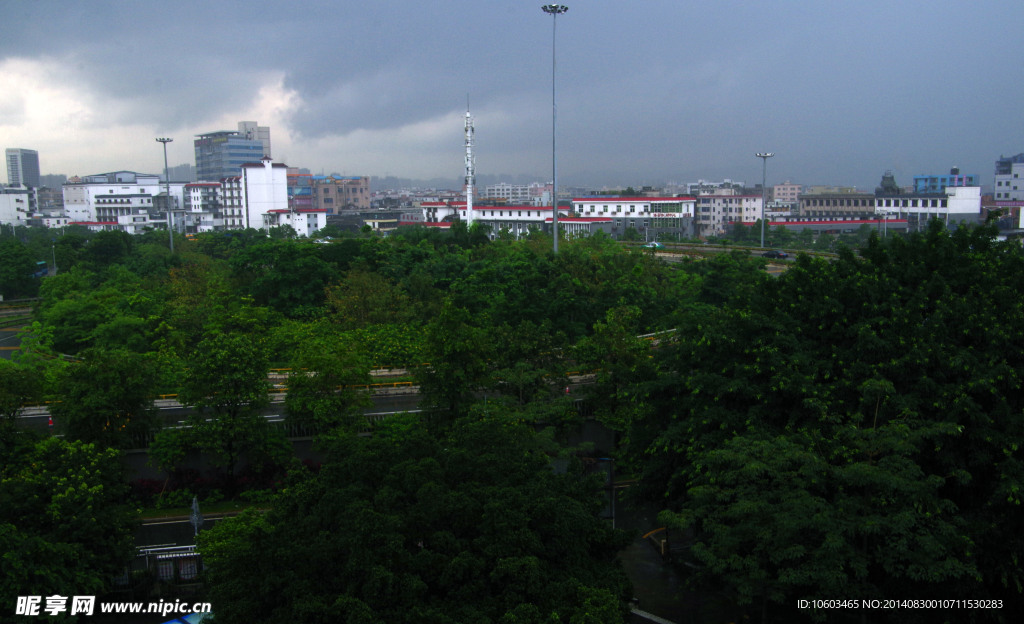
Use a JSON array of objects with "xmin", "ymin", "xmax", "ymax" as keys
[{"xmin": 15, "ymin": 387, "xmax": 424, "ymax": 434}]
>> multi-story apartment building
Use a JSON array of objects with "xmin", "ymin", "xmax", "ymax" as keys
[
  {"xmin": 194, "ymin": 130, "xmax": 266, "ymax": 182},
  {"xmin": 0, "ymin": 186, "xmax": 35, "ymax": 226},
  {"xmin": 311, "ymin": 175, "xmax": 371, "ymax": 212},
  {"xmin": 484, "ymin": 183, "xmax": 533, "ymax": 204},
  {"xmin": 61, "ymin": 171, "xmax": 185, "ymax": 234},
  {"xmin": 5, "ymin": 148, "xmax": 40, "ymax": 188},
  {"xmin": 182, "ymin": 182, "xmax": 223, "ymax": 232},
  {"xmin": 221, "ymin": 157, "xmax": 326, "ymax": 236},
  {"xmin": 695, "ymin": 193, "xmax": 762, "ymax": 235},
  {"xmin": 994, "ymin": 154, "xmax": 1024, "ymax": 201},
  {"xmin": 772, "ymin": 182, "xmax": 802, "ymax": 206},
  {"xmin": 287, "ymin": 170, "xmax": 314, "ymax": 211}
]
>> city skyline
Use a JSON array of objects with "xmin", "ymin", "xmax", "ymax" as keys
[{"xmin": 2, "ymin": 1, "xmax": 1023, "ymax": 190}]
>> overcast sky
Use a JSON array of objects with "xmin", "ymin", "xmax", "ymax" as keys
[{"xmin": 2, "ymin": 0, "xmax": 1023, "ymax": 190}]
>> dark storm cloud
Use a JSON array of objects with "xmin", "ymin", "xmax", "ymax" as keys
[{"xmin": 3, "ymin": 0, "xmax": 1024, "ymax": 187}]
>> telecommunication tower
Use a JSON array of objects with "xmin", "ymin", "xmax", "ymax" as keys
[{"xmin": 464, "ymin": 108, "xmax": 475, "ymax": 225}]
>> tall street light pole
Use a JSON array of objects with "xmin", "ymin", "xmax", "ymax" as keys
[
  {"xmin": 156, "ymin": 137, "xmax": 174, "ymax": 253},
  {"xmin": 542, "ymin": 3, "xmax": 568, "ymax": 254},
  {"xmin": 756, "ymin": 152, "xmax": 774, "ymax": 248}
]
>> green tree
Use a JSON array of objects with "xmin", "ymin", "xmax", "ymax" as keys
[
  {"xmin": 0, "ymin": 360, "xmax": 43, "ymax": 427},
  {"xmin": 574, "ymin": 306, "xmax": 656, "ymax": 432},
  {"xmin": 625, "ymin": 222, "xmax": 1024, "ymax": 615},
  {"xmin": 48, "ymin": 349, "xmax": 160, "ymax": 449},
  {"xmin": 0, "ymin": 238, "xmax": 41, "ymax": 298},
  {"xmin": 1, "ymin": 437, "xmax": 136, "ymax": 617},
  {"xmin": 415, "ymin": 301, "xmax": 494, "ymax": 418},
  {"xmin": 199, "ymin": 417, "xmax": 631, "ymax": 624},
  {"xmin": 161, "ymin": 331, "xmax": 289, "ymax": 489},
  {"xmin": 284, "ymin": 335, "xmax": 372, "ymax": 432},
  {"xmin": 325, "ymin": 269, "xmax": 413, "ymax": 329}
]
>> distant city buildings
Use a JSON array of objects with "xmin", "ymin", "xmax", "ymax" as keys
[
  {"xmin": 237, "ymin": 121, "xmax": 271, "ymax": 158},
  {"xmin": 913, "ymin": 168, "xmax": 977, "ymax": 194},
  {"xmin": 685, "ymin": 179, "xmax": 744, "ymax": 196},
  {"xmin": 61, "ymin": 171, "xmax": 184, "ymax": 234},
  {"xmin": 0, "ymin": 186, "xmax": 35, "ymax": 226},
  {"xmin": 311, "ymin": 175, "xmax": 371, "ymax": 212},
  {"xmin": 483, "ymin": 182, "xmax": 548, "ymax": 206},
  {"xmin": 6, "ymin": 148, "xmax": 40, "ymax": 188},
  {"xmin": 194, "ymin": 128, "xmax": 267, "ymax": 182},
  {"xmin": 573, "ymin": 196, "xmax": 697, "ymax": 239},
  {"xmin": 994, "ymin": 153, "xmax": 1024, "ymax": 201},
  {"xmin": 772, "ymin": 181, "xmax": 802, "ymax": 206},
  {"xmin": 225, "ymin": 157, "xmax": 326, "ymax": 236}
]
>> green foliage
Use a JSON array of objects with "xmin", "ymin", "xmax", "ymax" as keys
[
  {"xmin": 199, "ymin": 418, "xmax": 631, "ymax": 624},
  {"xmin": 0, "ymin": 237, "xmax": 42, "ymax": 298},
  {"xmin": 157, "ymin": 331, "xmax": 289, "ymax": 487},
  {"xmin": 326, "ymin": 268, "xmax": 414, "ymax": 329},
  {"xmin": 229, "ymin": 239, "xmax": 336, "ymax": 315},
  {"xmin": 574, "ymin": 306, "xmax": 656, "ymax": 432},
  {"xmin": 0, "ymin": 437, "xmax": 135, "ymax": 614},
  {"xmin": 48, "ymin": 348, "xmax": 160, "ymax": 448},
  {"xmin": 0, "ymin": 360, "xmax": 43, "ymax": 425},
  {"xmin": 284, "ymin": 335, "xmax": 372, "ymax": 432},
  {"xmin": 415, "ymin": 301, "xmax": 494, "ymax": 417},
  {"xmin": 626, "ymin": 222, "xmax": 1024, "ymax": 615}
]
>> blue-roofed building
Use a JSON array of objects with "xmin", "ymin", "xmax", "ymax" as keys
[{"xmin": 913, "ymin": 168, "xmax": 978, "ymax": 194}]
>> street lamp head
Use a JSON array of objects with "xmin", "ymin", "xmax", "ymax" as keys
[
  {"xmin": 756, "ymin": 152, "xmax": 774, "ymax": 158},
  {"xmin": 156, "ymin": 137, "xmax": 173, "ymax": 144},
  {"xmin": 542, "ymin": 4, "xmax": 568, "ymax": 14}
]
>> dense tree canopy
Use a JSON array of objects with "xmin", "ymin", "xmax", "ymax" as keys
[
  {"xmin": 200, "ymin": 417, "xmax": 631, "ymax": 624},
  {"xmin": 11, "ymin": 219, "xmax": 1024, "ymax": 622},
  {"xmin": 624, "ymin": 222, "xmax": 1024, "ymax": 620},
  {"xmin": 0, "ymin": 435, "xmax": 136, "ymax": 617}
]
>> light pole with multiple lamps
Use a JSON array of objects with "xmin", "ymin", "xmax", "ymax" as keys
[
  {"xmin": 156, "ymin": 137, "xmax": 174, "ymax": 253},
  {"xmin": 756, "ymin": 152, "xmax": 774, "ymax": 248},
  {"xmin": 542, "ymin": 3, "xmax": 568, "ymax": 254}
]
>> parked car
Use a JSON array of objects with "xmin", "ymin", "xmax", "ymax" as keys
[{"xmin": 761, "ymin": 250, "xmax": 789, "ymax": 259}]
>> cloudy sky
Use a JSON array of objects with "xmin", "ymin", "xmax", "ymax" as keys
[{"xmin": 2, "ymin": 0, "xmax": 1023, "ymax": 190}]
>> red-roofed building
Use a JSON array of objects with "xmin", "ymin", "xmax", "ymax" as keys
[
  {"xmin": 572, "ymin": 196, "xmax": 697, "ymax": 239},
  {"xmin": 419, "ymin": 201, "xmax": 571, "ymax": 239}
]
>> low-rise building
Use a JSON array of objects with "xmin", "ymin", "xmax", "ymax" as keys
[
  {"xmin": 797, "ymin": 191, "xmax": 875, "ymax": 219},
  {"xmin": 420, "ymin": 201, "xmax": 570, "ymax": 238},
  {"xmin": 61, "ymin": 171, "xmax": 184, "ymax": 234},
  {"xmin": 572, "ymin": 196, "xmax": 697, "ymax": 239}
]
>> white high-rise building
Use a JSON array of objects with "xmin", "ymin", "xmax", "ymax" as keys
[{"xmin": 221, "ymin": 156, "xmax": 325, "ymax": 236}]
